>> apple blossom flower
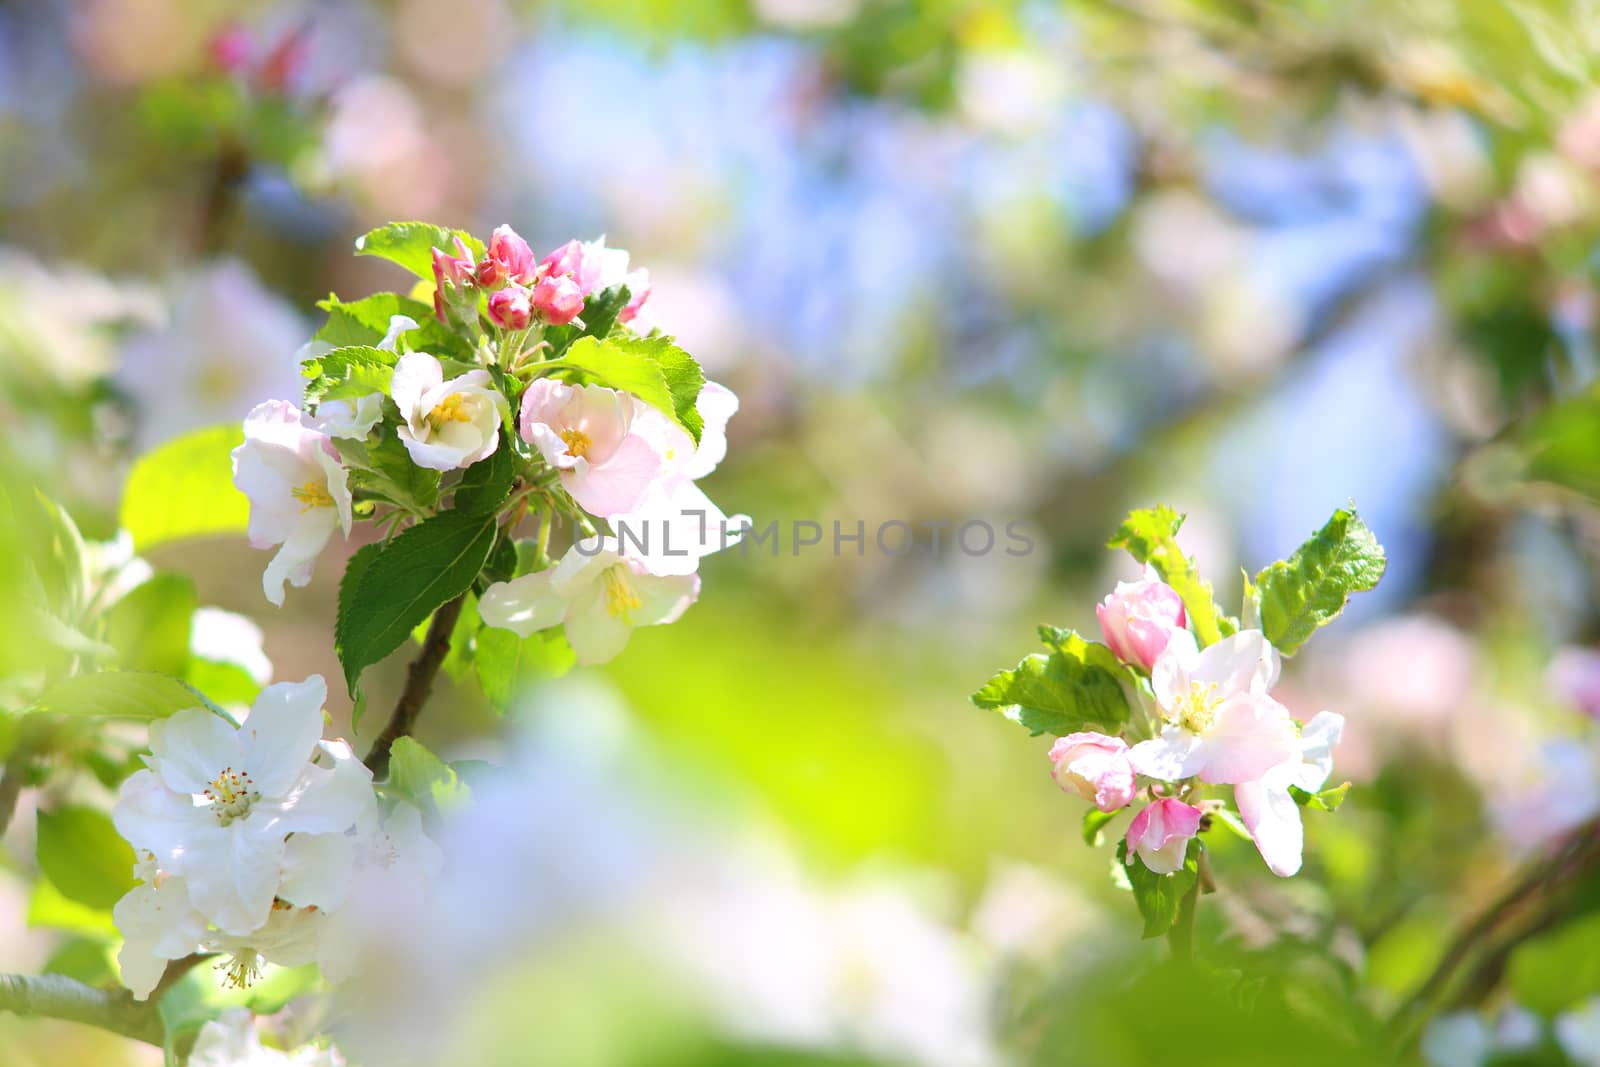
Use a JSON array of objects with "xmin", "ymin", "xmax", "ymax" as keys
[
  {"xmin": 529, "ymin": 273, "xmax": 585, "ymax": 325},
  {"xmin": 481, "ymin": 224, "xmax": 536, "ymax": 286},
  {"xmin": 618, "ymin": 267, "xmax": 653, "ymax": 326},
  {"xmin": 1124, "ymin": 798, "xmax": 1202, "ymax": 874},
  {"xmin": 1095, "ymin": 573, "xmax": 1187, "ymax": 670},
  {"xmin": 1550, "ymin": 646, "xmax": 1600, "ymax": 720},
  {"xmin": 430, "ymin": 238, "xmax": 477, "ymax": 322},
  {"xmin": 307, "ymin": 394, "xmax": 384, "ymax": 440},
  {"xmin": 1233, "ymin": 711, "xmax": 1344, "ymax": 877},
  {"xmin": 391, "ymin": 352, "xmax": 508, "ymax": 471},
  {"xmin": 112, "ymin": 676, "xmax": 375, "ymax": 936},
  {"xmin": 189, "ymin": 1009, "xmax": 347, "ymax": 1067},
  {"xmin": 1048, "ymin": 732, "xmax": 1136, "ymax": 813},
  {"xmin": 479, "ymin": 537, "xmax": 699, "ymax": 666},
  {"xmin": 231, "ymin": 401, "xmax": 353, "ymax": 607},
  {"xmin": 113, "ymin": 854, "xmax": 209, "ymax": 999},
  {"xmin": 519, "ymin": 379, "xmax": 663, "ymax": 517},
  {"xmin": 1127, "ymin": 630, "xmax": 1299, "ymax": 786},
  {"xmin": 488, "ymin": 285, "xmax": 533, "ymax": 330},
  {"xmin": 610, "ymin": 381, "xmax": 747, "ymax": 576}
]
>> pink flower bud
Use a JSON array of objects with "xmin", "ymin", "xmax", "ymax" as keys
[
  {"xmin": 1048, "ymin": 732, "xmax": 1136, "ymax": 812},
  {"xmin": 618, "ymin": 268, "xmax": 652, "ymax": 324},
  {"xmin": 1125, "ymin": 798, "xmax": 1202, "ymax": 875},
  {"xmin": 1096, "ymin": 576, "xmax": 1187, "ymax": 670},
  {"xmin": 530, "ymin": 274, "xmax": 584, "ymax": 326},
  {"xmin": 488, "ymin": 225, "xmax": 536, "ymax": 285},
  {"xmin": 538, "ymin": 239, "xmax": 585, "ymax": 282},
  {"xmin": 431, "ymin": 240, "xmax": 475, "ymax": 290},
  {"xmin": 209, "ymin": 25, "xmax": 254, "ymax": 74},
  {"xmin": 488, "ymin": 286, "xmax": 533, "ymax": 330}
]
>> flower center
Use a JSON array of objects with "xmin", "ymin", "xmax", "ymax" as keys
[
  {"xmin": 560, "ymin": 428, "xmax": 592, "ymax": 459},
  {"xmin": 427, "ymin": 393, "xmax": 473, "ymax": 428},
  {"xmin": 1173, "ymin": 681, "xmax": 1220, "ymax": 734},
  {"xmin": 218, "ymin": 950, "xmax": 261, "ymax": 990},
  {"xmin": 290, "ymin": 480, "xmax": 334, "ymax": 511},
  {"xmin": 603, "ymin": 565, "xmax": 641, "ymax": 621},
  {"xmin": 202, "ymin": 766, "xmax": 260, "ymax": 826}
]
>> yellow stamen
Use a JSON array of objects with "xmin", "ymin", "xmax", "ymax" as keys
[
  {"xmin": 1173, "ymin": 681, "xmax": 1220, "ymax": 735},
  {"xmin": 427, "ymin": 393, "xmax": 473, "ymax": 428},
  {"xmin": 201, "ymin": 766, "xmax": 259, "ymax": 826},
  {"xmin": 291, "ymin": 480, "xmax": 334, "ymax": 511},
  {"xmin": 603, "ymin": 566, "xmax": 642, "ymax": 621},
  {"xmin": 218, "ymin": 951, "xmax": 262, "ymax": 990},
  {"xmin": 560, "ymin": 428, "xmax": 592, "ymax": 459}
]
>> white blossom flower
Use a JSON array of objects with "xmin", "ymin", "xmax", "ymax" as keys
[
  {"xmin": 113, "ymin": 854, "xmax": 208, "ymax": 999},
  {"xmin": 518, "ymin": 379, "xmax": 664, "ymax": 518},
  {"xmin": 307, "ymin": 394, "xmax": 385, "ymax": 440},
  {"xmin": 391, "ymin": 352, "xmax": 507, "ymax": 471},
  {"xmin": 1233, "ymin": 711, "xmax": 1344, "ymax": 877},
  {"xmin": 112, "ymin": 676, "xmax": 374, "ymax": 935},
  {"xmin": 231, "ymin": 401, "xmax": 353, "ymax": 607},
  {"xmin": 189, "ymin": 1009, "xmax": 346, "ymax": 1067},
  {"xmin": 479, "ymin": 537, "xmax": 698, "ymax": 665},
  {"xmin": 1127, "ymin": 630, "xmax": 1299, "ymax": 785}
]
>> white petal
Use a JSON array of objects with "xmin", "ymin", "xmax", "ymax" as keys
[
  {"xmin": 629, "ymin": 568, "xmax": 700, "ymax": 627},
  {"xmin": 279, "ymin": 831, "xmax": 357, "ymax": 911},
  {"xmin": 180, "ymin": 824, "xmax": 283, "ymax": 936},
  {"xmin": 1150, "ymin": 630, "xmax": 1199, "ymax": 709},
  {"xmin": 268, "ymin": 752, "xmax": 375, "ymax": 836},
  {"xmin": 561, "ymin": 581, "xmax": 634, "ymax": 666},
  {"xmin": 1127, "ymin": 727, "xmax": 1206, "ymax": 781},
  {"xmin": 681, "ymin": 380, "xmax": 738, "ymax": 481},
  {"xmin": 241, "ymin": 676, "xmax": 327, "ymax": 797},
  {"xmin": 1235, "ymin": 776, "xmax": 1304, "ymax": 877},
  {"xmin": 1193, "ymin": 629, "xmax": 1279, "ymax": 697},
  {"xmin": 149, "ymin": 708, "xmax": 238, "ymax": 795},
  {"xmin": 1194, "ymin": 693, "xmax": 1298, "ymax": 785},
  {"xmin": 113, "ymin": 769, "xmax": 207, "ymax": 862},
  {"xmin": 478, "ymin": 572, "xmax": 567, "ymax": 638},
  {"xmin": 1292, "ymin": 711, "xmax": 1345, "ymax": 793},
  {"xmin": 391, "ymin": 352, "xmax": 443, "ymax": 430},
  {"xmin": 377, "ymin": 314, "xmax": 420, "ymax": 351},
  {"xmin": 261, "ymin": 510, "xmax": 339, "ymax": 606}
]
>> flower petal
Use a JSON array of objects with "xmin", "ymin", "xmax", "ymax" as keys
[
  {"xmin": 113, "ymin": 769, "xmax": 208, "ymax": 862},
  {"xmin": 561, "ymin": 580, "xmax": 634, "ymax": 666},
  {"xmin": 149, "ymin": 708, "xmax": 238, "ymax": 796},
  {"xmin": 1128, "ymin": 727, "xmax": 1206, "ymax": 781},
  {"xmin": 278, "ymin": 831, "xmax": 357, "ymax": 911},
  {"xmin": 478, "ymin": 572, "xmax": 567, "ymax": 638},
  {"xmin": 240, "ymin": 676, "xmax": 327, "ymax": 798},
  {"xmin": 1193, "ymin": 692, "xmax": 1299, "ymax": 785},
  {"xmin": 180, "ymin": 824, "xmax": 283, "ymax": 936},
  {"xmin": 1236, "ymin": 776, "xmax": 1305, "ymax": 877}
]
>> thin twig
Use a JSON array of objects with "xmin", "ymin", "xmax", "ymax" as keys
[
  {"xmin": 363, "ymin": 595, "xmax": 466, "ymax": 778},
  {"xmin": 0, "ymin": 972, "xmax": 164, "ymax": 1047}
]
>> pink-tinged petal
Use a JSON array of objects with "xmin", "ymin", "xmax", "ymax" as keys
[
  {"xmin": 1150, "ymin": 630, "xmax": 1200, "ymax": 709},
  {"xmin": 561, "ymin": 580, "xmax": 634, "ymax": 666},
  {"xmin": 311, "ymin": 443, "xmax": 354, "ymax": 535},
  {"xmin": 564, "ymin": 433, "xmax": 664, "ymax": 518},
  {"xmin": 1128, "ymin": 727, "xmax": 1207, "ymax": 782},
  {"xmin": 1097, "ymin": 576, "xmax": 1187, "ymax": 670},
  {"xmin": 391, "ymin": 352, "xmax": 444, "ymax": 434},
  {"xmin": 1192, "ymin": 630, "xmax": 1280, "ymax": 696},
  {"xmin": 627, "ymin": 566, "xmax": 700, "ymax": 627},
  {"xmin": 1194, "ymin": 693, "xmax": 1298, "ymax": 785},
  {"xmin": 261, "ymin": 509, "xmax": 339, "ymax": 606},
  {"xmin": 113, "ymin": 769, "xmax": 209, "ymax": 862},
  {"xmin": 149, "ymin": 708, "xmax": 239, "ymax": 795},
  {"xmin": 1236, "ymin": 775, "xmax": 1304, "ymax": 877},
  {"xmin": 614, "ymin": 479, "xmax": 740, "ymax": 577},
  {"xmin": 1292, "ymin": 711, "xmax": 1345, "ymax": 793},
  {"xmin": 183, "ymin": 825, "xmax": 285, "ymax": 936},
  {"xmin": 478, "ymin": 571, "xmax": 567, "ymax": 638},
  {"xmin": 1049, "ymin": 732, "xmax": 1135, "ymax": 812},
  {"xmin": 1125, "ymin": 798, "xmax": 1202, "ymax": 874},
  {"xmin": 278, "ymin": 831, "xmax": 357, "ymax": 911},
  {"xmin": 239, "ymin": 676, "xmax": 326, "ymax": 798}
]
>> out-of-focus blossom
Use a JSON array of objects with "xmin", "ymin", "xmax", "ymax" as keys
[
  {"xmin": 307, "ymin": 394, "xmax": 385, "ymax": 440},
  {"xmin": 1234, "ymin": 711, "xmax": 1344, "ymax": 877},
  {"xmin": 1095, "ymin": 573, "xmax": 1187, "ymax": 670},
  {"xmin": 1124, "ymin": 798, "xmax": 1202, "ymax": 875},
  {"xmin": 519, "ymin": 379, "xmax": 662, "ymax": 517},
  {"xmin": 1491, "ymin": 739, "xmax": 1600, "ymax": 853},
  {"xmin": 1129, "ymin": 630, "xmax": 1298, "ymax": 785},
  {"xmin": 1048, "ymin": 732, "xmax": 1135, "ymax": 813},
  {"xmin": 230, "ymin": 401, "xmax": 352, "ymax": 606},
  {"xmin": 1558, "ymin": 998, "xmax": 1600, "ymax": 1066},
  {"xmin": 1550, "ymin": 647, "xmax": 1600, "ymax": 720},
  {"xmin": 189, "ymin": 1009, "xmax": 346, "ymax": 1067},
  {"xmin": 0, "ymin": 249, "xmax": 162, "ymax": 388},
  {"xmin": 479, "ymin": 538, "xmax": 698, "ymax": 666},
  {"xmin": 190, "ymin": 607, "xmax": 273, "ymax": 686},
  {"xmin": 391, "ymin": 352, "xmax": 507, "ymax": 471}
]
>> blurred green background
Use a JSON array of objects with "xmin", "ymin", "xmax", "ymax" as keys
[{"xmin": 6, "ymin": 1, "xmax": 1600, "ymax": 1065}]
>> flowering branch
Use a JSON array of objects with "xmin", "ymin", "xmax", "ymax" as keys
[
  {"xmin": 0, "ymin": 972, "xmax": 164, "ymax": 1047},
  {"xmin": 363, "ymin": 593, "xmax": 466, "ymax": 778}
]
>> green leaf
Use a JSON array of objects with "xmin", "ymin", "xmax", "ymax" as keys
[
  {"xmin": 541, "ymin": 282, "xmax": 632, "ymax": 361},
  {"xmin": 1208, "ymin": 807, "xmax": 1253, "ymax": 840},
  {"xmin": 183, "ymin": 658, "xmax": 261, "ymax": 708},
  {"xmin": 1083, "ymin": 807, "xmax": 1117, "ymax": 847},
  {"xmin": 28, "ymin": 876, "xmax": 119, "ymax": 937},
  {"xmin": 103, "ymin": 574, "xmax": 197, "ymax": 675},
  {"xmin": 301, "ymin": 345, "xmax": 396, "ymax": 405},
  {"xmin": 362, "ymin": 427, "xmax": 441, "ymax": 512},
  {"xmin": 36, "ymin": 806, "xmax": 137, "ymax": 910},
  {"xmin": 354, "ymin": 221, "xmax": 484, "ymax": 282},
  {"xmin": 541, "ymin": 334, "xmax": 705, "ymax": 444},
  {"xmin": 453, "ymin": 436, "xmax": 518, "ymax": 515},
  {"xmin": 44, "ymin": 938, "xmax": 117, "ymax": 986},
  {"xmin": 474, "ymin": 625, "xmax": 575, "ymax": 713},
  {"xmin": 971, "ymin": 630, "xmax": 1129, "ymax": 736},
  {"xmin": 387, "ymin": 737, "xmax": 470, "ymax": 813},
  {"xmin": 335, "ymin": 511, "xmax": 499, "ymax": 695},
  {"xmin": 31, "ymin": 492, "xmax": 90, "ymax": 618},
  {"xmin": 1116, "ymin": 837, "xmax": 1201, "ymax": 939},
  {"xmin": 30, "ymin": 671, "xmax": 206, "ymax": 721},
  {"xmin": 1288, "ymin": 781, "xmax": 1351, "ymax": 812},
  {"xmin": 1508, "ymin": 912, "xmax": 1600, "ymax": 1016},
  {"xmin": 120, "ymin": 425, "xmax": 249, "ymax": 552},
  {"xmin": 1107, "ymin": 506, "xmax": 1224, "ymax": 646},
  {"xmin": 1254, "ymin": 508, "xmax": 1386, "ymax": 656},
  {"xmin": 315, "ymin": 292, "xmax": 471, "ymax": 359}
]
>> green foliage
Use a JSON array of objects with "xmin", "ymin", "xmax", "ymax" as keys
[
  {"xmin": 316, "ymin": 292, "xmax": 471, "ymax": 359},
  {"xmin": 28, "ymin": 877, "xmax": 118, "ymax": 937},
  {"xmin": 120, "ymin": 425, "xmax": 250, "ymax": 552},
  {"xmin": 453, "ymin": 437, "xmax": 519, "ymax": 516},
  {"xmin": 1289, "ymin": 781, "xmax": 1351, "ymax": 812},
  {"xmin": 36, "ymin": 806, "xmax": 136, "ymax": 910},
  {"xmin": 103, "ymin": 574, "xmax": 196, "ymax": 675},
  {"xmin": 387, "ymin": 737, "xmax": 470, "ymax": 814},
  {"xmin": 542, "ymin": 334, "xmax": 706, "ymax": 444},
  {"xmin": 1515, "ymin": 381, "xmax": 1600, "ymax": 501},
  {"xmin": 971, "ymin": 628, "xmax": 1129, "ymax": 736},
  {"xmin": 301, "ymin": 345, "xmax": 396, "ymax": 405},
  {"xmin": 1116, "ymin": 838, "xmax": 1201, "ymax": 939},
  {"xmin": 354, "ymin": 221, "xmax": 484, "ymax": 282},
  {"xmin": 334, "ymin": 510, "xmax": 499, "ymax": 695},
  {"xmin": 1253, "ymin": 508, "xmax": 1386, "ymax": 656},
  {"xmin": 360, "ymin": 428, "xmax": 442, "ymax": 512},
  {"xmin": 30, "ymin": 671, "xmax": 206, "ymax": 721},
  {"xmin": 474, "ymin": 625, "xmax": 576, "ymax": 712},
  {"xmin": 541, "ymin": 282, "xmax": 633, "ymax": 360},
  {"xmin": 1107, "ymin": 506, "xmax": 1226, "ymax": 646},
  {"xmin": 1083, "ymin": 807, "xmax": 1117, "ymax": 846},
  {"xmin": 1508, "ymin": 912, "xmax": 1600, "ymax": 1016}
]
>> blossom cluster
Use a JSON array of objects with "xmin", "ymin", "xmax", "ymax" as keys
[
  {"xmin": 230, "ymin": 222, "xmax": 740, "ymax": 666},
  {"xmin": 110, "ymin": 676, "xmax": 439, "ymax": 999},
  {"xmin": 1065, "ymin": 577, "xmax": 1344, "ymax": 878}
]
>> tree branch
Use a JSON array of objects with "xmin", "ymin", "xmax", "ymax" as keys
[
  {"xmin": 0, "ymin": 972, "xmax": 164, "ymax": 1047},
  {"xmin": 364, "ymin": 595, "xmax": 465, "ymax": 778}
]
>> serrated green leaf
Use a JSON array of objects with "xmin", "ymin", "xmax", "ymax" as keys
[
  {"xmin": 1254, "ymin": 508, "xmax": 1386, "ymax": 656},
  {"xmin": 30, "ymin": 671, "xmax": 206, "ymax": 721},
  {"xmin": 971, "ymin": 630, "xmax": 1129, "ymax": 736},
  {"xmin": 302, "ymin": 345, "xmax": 397, "ymax": 406},
  {"xmin": 354, "ymin": 221, "xmax": 483, "ymax": 282},
  {"xmin": 362, "ymin": 428, "xmax": 440, "ymax": 512},
  {"xmin": 1288, "ymin": 781, "xmax": 1351, "ymax": 812},
  {"xmin": 1107, "ymin": 506, "xmax": 1224, "ymax": 646},
  {"xmin": 104, "ymin": 574, "xmax": 196, "ymax": 675},
  {"xmin": 120, "ymin": 425, "xmax": 249, "ymax": 552},
  {"xmin": 453, "ymin": 435, "xmax": 517, "ymax": 515},
  {"xmin": 335, "ymin": 511, "xmax": 498, "ymax": 696},
  {"xmin": 474, "ymin": 625, "xmax": 575, "ymax": 713},
  {"xmin": 316, "ymin": 292, "xmax": 470, "ymax": 358},
  {"xmin": 1116, "ymin": 837, "xmax": 1201, "ymax": 939},
  {"xmin": 540, "ymin": 334, "xmax": 705, "ymax": 444},
  {"xmin": 37, "ymin": 806, "xmax": 137, "ymax": 910},
  {"xmin": 621, "ymin": 334, "xmax": 705, "ymax": 443},
  {"xmin": 1083, "ymin": 807, "xmax": 1117, "ymax": 847}
]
